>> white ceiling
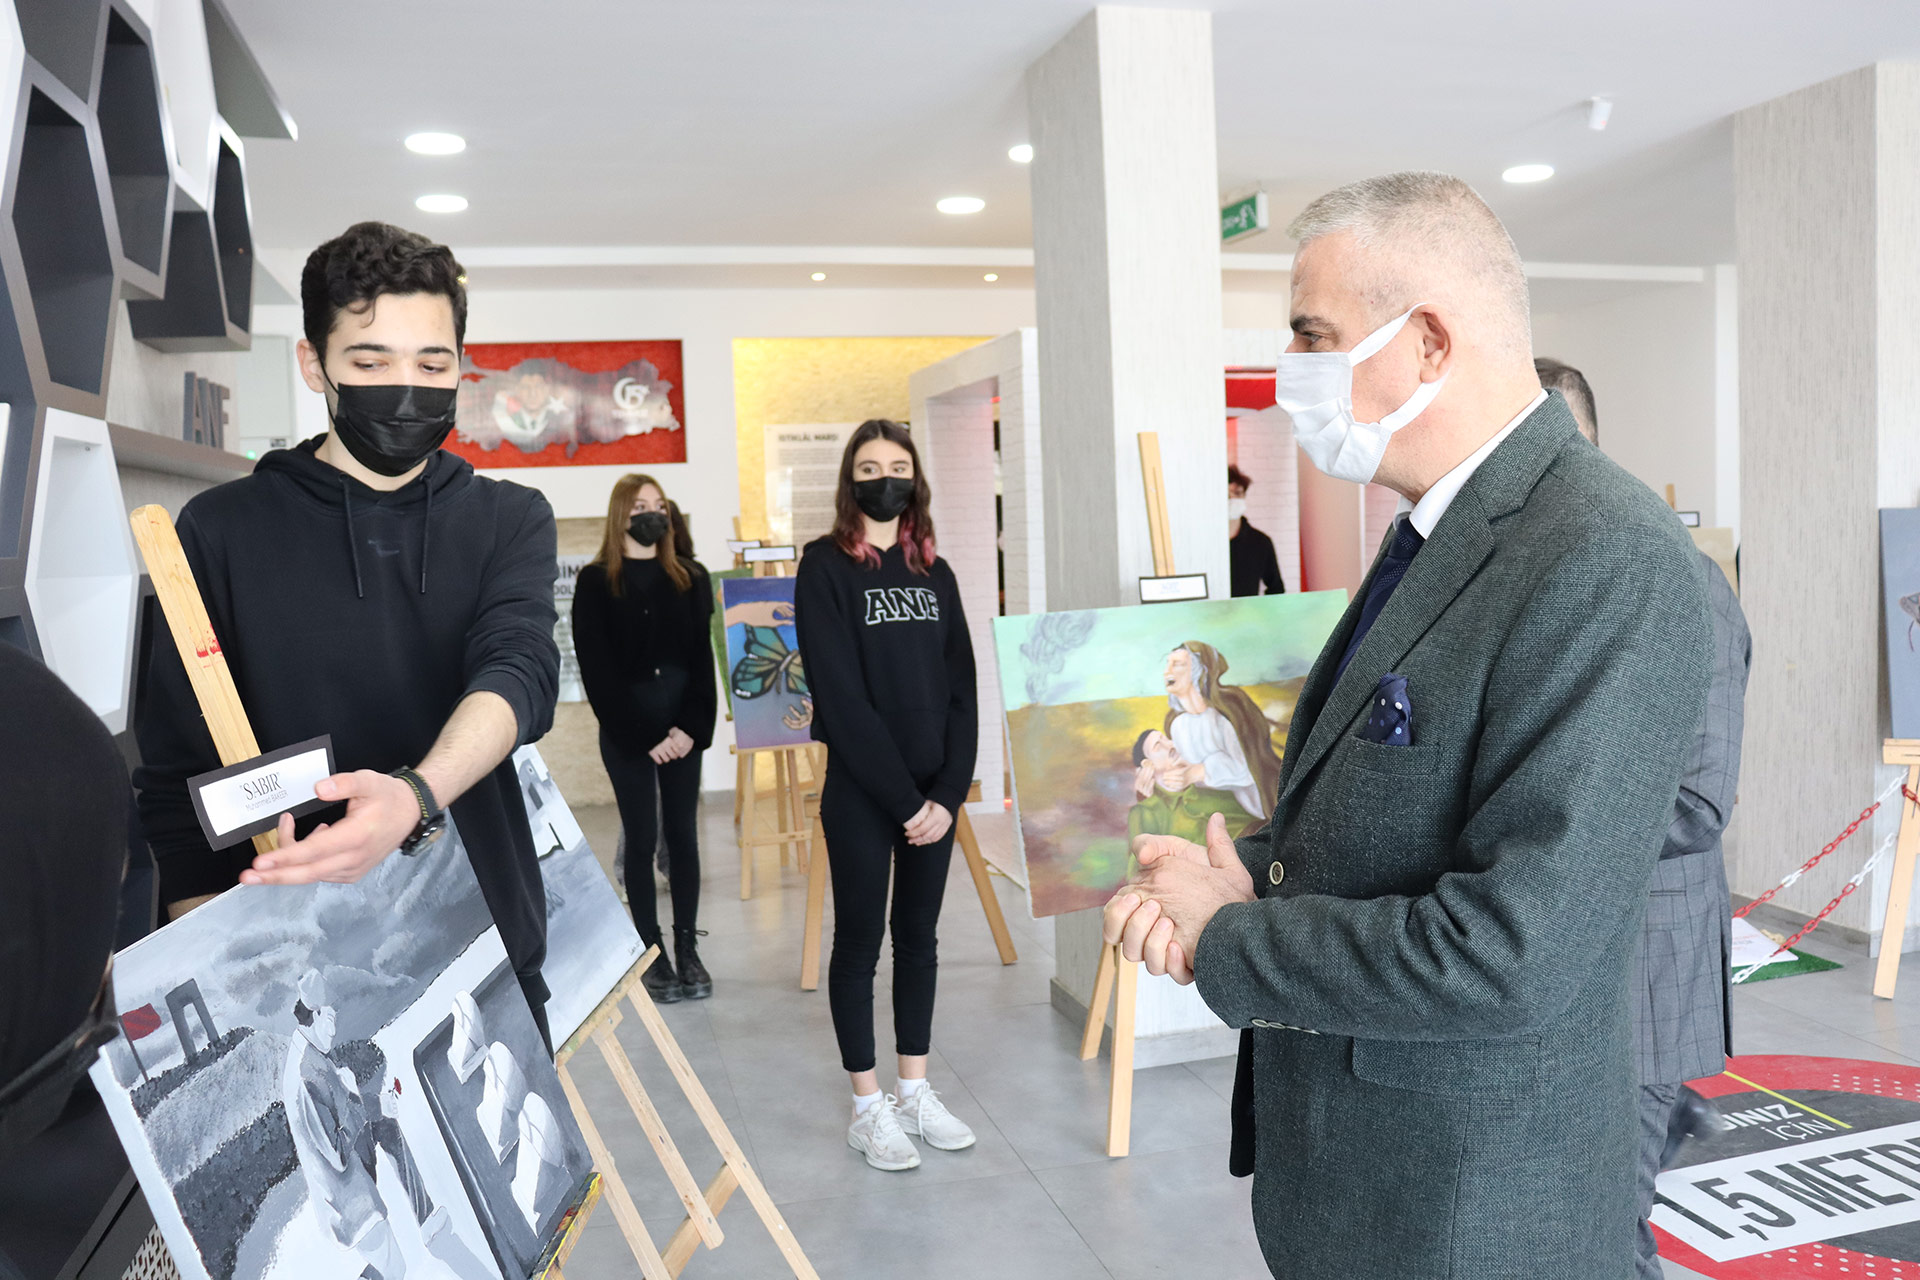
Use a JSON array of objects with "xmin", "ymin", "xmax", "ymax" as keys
[{"xmin": 228, "ymin": 0, "xmax": 1920, "ymax": 284}]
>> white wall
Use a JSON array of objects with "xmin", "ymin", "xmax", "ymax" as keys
[{"xmin": 1531, "ymin": 280, "xmax": 1724, "ymax": 523}]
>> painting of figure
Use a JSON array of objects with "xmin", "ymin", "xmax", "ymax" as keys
[
  {"xmin": 994, "ymin": 592, "xmax": 1347, "ymax": 917},
  {"xmin": 89, "ymin": 821, "xmax": 593, "ymax": 1280},
  {"xmin": 721, "ymin": 575, "xmax": 813, "ymax": 750},
  {"xmin": 1884, "ymin": 508, "xmax": 1920, "ymax": 739}
]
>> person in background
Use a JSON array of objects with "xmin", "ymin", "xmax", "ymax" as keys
[
  {"xmin": 572, "ymin": 474, "xmax": 718, "ymax": 1003},
  {"xmin": 794, "ymin": 418, "xmax": 980, "ymax": 1172},
  {"xmin": 1228, "ymin": 465, "xmax": 1286, "ymax": 597},
  {"xmin": 1537, "ymin": 355, "xmax": 1750, "ymax": 1280}
]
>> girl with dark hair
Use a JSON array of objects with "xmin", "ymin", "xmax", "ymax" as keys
[
  {"xmin": 572, "ymin": 474, "xmax": 717, "ymax": 1002},
  {"xmin": 794, "ymin": 419, "xmax": 980, "ymax": 1171}
]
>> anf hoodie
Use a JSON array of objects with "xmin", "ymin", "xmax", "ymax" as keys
[
  {"xmin": 132, "ymin": 436, "xmax": 560, "ymax": 998},
  {"xmin": 792, "ymin": 536, "xmax": 978, "ymax": 823}
]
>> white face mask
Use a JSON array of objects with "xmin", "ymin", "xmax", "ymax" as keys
[
  {"xmin": 1226, "ymin": 498, "xmax": 1247, "ymax": 522},
  {"xmin": 1273, "ymin": 304, "xmax": 1447, "ymax": 484}
]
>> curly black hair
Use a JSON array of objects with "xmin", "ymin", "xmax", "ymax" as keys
[{"xmin": 300, "ymin": 221, "xmax": 468, "ymax": 357}]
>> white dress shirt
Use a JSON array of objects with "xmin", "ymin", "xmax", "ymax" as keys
[{"xmin": 1396, "ymin": 391, "xmax": 1548, "ymax": 538}]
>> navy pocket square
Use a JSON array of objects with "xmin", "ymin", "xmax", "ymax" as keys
[{"xmin": 1359, "ymin": 673, "xmax": 1413, "ymax": 745}]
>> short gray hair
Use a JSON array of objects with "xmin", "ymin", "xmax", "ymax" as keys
[
  {"xmin": 1287, "ymin": 172, "xmax": 1531, "ymax": 353},
  {"xmin": 1534, "ymin": 358, "xmax": 1597, "ymax": 443}
]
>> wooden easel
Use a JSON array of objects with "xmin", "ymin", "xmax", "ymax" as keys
[
  {"xmin": 129, "ymin": 506, "xmax": 278, "ymax": 860},
  {"xmin": 736, "ymin": 742, "xmax": 823, "ymax": 899},
  {"xmin": 530, "ymin": 1173, "xmax": 604, "ymax": 1279},
  {"xmin": 800, "ymin": 780, "xmax": 1018, "ymax": 990},
  {"xmin": 1076, "ymin": 433, "xmax": 1177, "ymax": 1158},
  {"xmin": 1874, "ymin": 738, "xmax": 1920, "ymax": 999},
  {"xmin": 554, "ymin": 947, "xmax": 820, "ymax": 1278}
]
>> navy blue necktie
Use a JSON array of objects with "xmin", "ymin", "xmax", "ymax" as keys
[{"xmin": 1334, "ymin": 517, "xmax": 1426, "ymax": 684}]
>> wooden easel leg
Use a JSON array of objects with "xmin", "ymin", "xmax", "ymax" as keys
[
  {"xmin": 801, "ymin": 811, "xmax": 829, "ymax": 991},
  {"xmin": 664, "ymin": 1165, "xmax": 741, "ymax": 1276},
  {"xmin": 739, "ymin": 752, "xmax": 757, "ymax": 901},
  {"xmin": 1874, "ymin": 763, "xmax": 1920, "ymax": 999},
  {"xmin": 556, "ymin": 1062, "xmax": 674, "ymax": 1280},
  {"xmin": 1107, "ymin": 950, "xmax": 1136, "ymax": 1158},
  {"xmin": 626, "ymin": 988, "xmax": 822, "ymax": 1280},
  {"xmin": 1081, "ymin": 942, "xmax": 1116, "ymax": 1060},
  {"xmin": 733, "ymin": 752, "xmax": 747, "ymax": 825},
  {"xmin": 954, "ymin": 806, "xmax": 1017, "ymax": 965},
  {"xmin": 774, "ymin": 750, "xmax": 793, "ymax": 870},
  {"xmin": 592, "ymin": 1023, "xmax": 724, "ymax": 1249}
]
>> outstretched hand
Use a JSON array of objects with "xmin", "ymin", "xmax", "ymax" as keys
[
  {"xmin": 240, "ymin": 770, "xmax": 418, "ymax": 887},
  {"xmin": 1102, "ymin": 813, "xmax": 1256, "ymax": 983}
]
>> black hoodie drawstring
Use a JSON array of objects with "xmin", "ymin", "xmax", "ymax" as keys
[
  {"xmin": 341, "ymin": 478, "xmax": 365, "ymax": 599},
  {"xmin": 421, "ymin": 480, "xmax": 431, "ymax": 595}
]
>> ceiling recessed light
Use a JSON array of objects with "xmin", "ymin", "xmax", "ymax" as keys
[
  {"xmin": 983, "ymin": 273, "xmax": 999, "ymax": 282},
  {"xmin": 1501, "ymin": 163, "xmax": 1554, "ymax": 184},
  {"xmin": 1007, "ymin": 143, "xmax": 1033, "ymax": 164},
  {"xmin": 405, "ymin": 131, "xmax": 466, "ymax": 156},
  {"xmin": 415, "ymin": 193, "xmax": 468, "ymax": 213},
  {"xmin": 937, "ymin": 196, "xmax": 985, "ymax": 215},
  {"xmin": 811, "ymin": 272, "xmax": 827, "ymax": 282}
]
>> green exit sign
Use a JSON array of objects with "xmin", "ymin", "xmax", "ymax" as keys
[{"xmin": 1221, "ymin": 192, "xmax": 1269, "ymax": 243}]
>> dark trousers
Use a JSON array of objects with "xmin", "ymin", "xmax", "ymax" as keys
[
  {"xmin": 1636, "ymin": 1082, "xmax": 1681, "ymax": 1279},
  {"xmin": 822, "ymin": 761, "xmax": 953, "ymax": 1074},
  {"xmin": 599, "ymin": 731, "xmax": 702, "ymax": 946}
]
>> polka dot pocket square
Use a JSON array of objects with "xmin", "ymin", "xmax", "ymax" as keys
[{"xmin": 1360, "ymin": 673, "xmax": 1414, "ymax": 745}]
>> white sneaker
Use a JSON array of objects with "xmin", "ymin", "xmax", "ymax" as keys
[
  {"xmin": 848, "ymin": 1096, "xmax": 921, "ymax": 1171},
  {"xmin": 895, "ymin": 1086, "xmax": 976, "ymax": 1151}
]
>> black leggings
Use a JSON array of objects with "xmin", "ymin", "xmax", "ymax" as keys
[
  {"xmin": 599, "ymin": 731, "xmax": 702, "ymax": 945},
  {"xmin": 823, "ymin": 759, "xmax": 954, "ymax": 1074}
]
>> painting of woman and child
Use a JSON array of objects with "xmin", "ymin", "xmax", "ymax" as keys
[{"xmin": 993, "ymin": 592, "xmax": 1348, "ymax": 918}]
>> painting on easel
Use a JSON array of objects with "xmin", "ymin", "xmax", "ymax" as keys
[
  {"xmin": 994, "ymin": 592, "xmax": 1347, "ymax": 918},
  {"xmin": 514, "ymin": 744, "xmax": 645, "ymax": 1046},
  {"xmin": 88, "ymin": 823, "xmax": 594, "ymax": 1280},
  {"xmin": 1884, "ymin": 508, "xmax": 1920, "ymax": 740},
  {"xmin": 721, "ymin": 575, "xmax": 813, "ymax": 750}
]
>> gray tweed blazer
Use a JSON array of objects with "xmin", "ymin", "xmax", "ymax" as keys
[
  {"xmin": 1192, "ymin": 396, "xmax": 1712, "ymax": 1279},
  {"xmin": 1635, "ymin": 555, "xmax": 1749, "ymax": 1086}
]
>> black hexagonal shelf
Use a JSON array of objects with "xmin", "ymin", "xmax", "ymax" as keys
[
  {"xmin": 14, "ymin": 0, "xmax": 106, "ymax": 102},
  {"xmin": 97, "ymin": 2, "xmax": 173, "ymax": 296},
  {"xmin": 211, "ymin": 130, "xmax": 250, "ymax": 334},
  {"xmin": 11, "ymin": 73, "xmax": 116, "ymax": 396}
]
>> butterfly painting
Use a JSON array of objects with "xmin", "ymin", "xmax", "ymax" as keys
[
  {"xmin": 720, "ymin": 576, "xmax": 814, "ymax": 749},
  {"xmin": 1882, "ymin": 510, "xmax": 1920, "ymax": 739}
]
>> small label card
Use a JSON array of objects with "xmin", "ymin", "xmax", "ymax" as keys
[
  {"xmin": 743, "ymin": 544, "xmax": 797, "ymax": 562},
  {"xmin": 188, "ymin": 735, "xmax": 336, "ymax": 849},
  {"xmin": 1139, "ymin": 573, "xmax": 1210, "ymax": 604},
  {"xmin": 725, "ymin": 539, "xmax": 763, "ymax": 554}
]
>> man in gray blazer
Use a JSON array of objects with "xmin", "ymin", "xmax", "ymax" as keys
[
  {"xmin": 1105, "ymin": 173, "xmax": 1713, "ymax": 1279},
  {"xmin": 1537, "ymin": 356, "xmax": 1751, "ymax": 1278}
]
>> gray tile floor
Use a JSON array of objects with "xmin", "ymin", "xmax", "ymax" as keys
[{"xmin": 555, "ymin": 796, "xmax": 1920, "ymax": 1280}]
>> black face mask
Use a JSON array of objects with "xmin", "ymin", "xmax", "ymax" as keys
[
  {"xmin": 323, "ymin": 372, "xmax": 459, "ymax": 477},
  {"xmin": 628, "ymin": 511, "xmax": 670, "ymax": 547},
  {"xmin": 853, "ymin": 476, "xmax": 915, "ymax": 522}
]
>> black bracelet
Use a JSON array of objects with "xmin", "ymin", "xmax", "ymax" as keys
[{"xmin": 391, "ymin": 766, "xmax": 441, "ymax": 822}]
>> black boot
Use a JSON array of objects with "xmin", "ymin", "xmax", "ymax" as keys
[
  {"xmin": 640, "ymin": 943, "xmax": 682, "ymax": 1004},
  {"xmin": 1661, "ymin": 1086, "xmax": 1721, "ymax": 1169},
  {"xmin": 675, "ymin": 927, "xmax": 712, "ymax": 1000}
]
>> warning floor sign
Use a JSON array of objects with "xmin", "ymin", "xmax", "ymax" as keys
[{"xmin": 1656, "ymin": 1055, "xmax": 1920, "ymax": 1277}]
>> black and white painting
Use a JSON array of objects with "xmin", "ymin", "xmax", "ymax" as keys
[
  {"xmin": 89, "ymin": 823, "xmax": 592, "ymax": 1280},
  {"xmin": 1884, "ymin": 508, "xmax": 1920, "ymax": 740},
  {"xmin": 513, "ymin": 745, "xmax": 645, "ymax": 1045}
]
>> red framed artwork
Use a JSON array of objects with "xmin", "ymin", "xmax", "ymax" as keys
[{"xmin": 448, "ymin": 340, "xmax": 687, "ymax": 468}]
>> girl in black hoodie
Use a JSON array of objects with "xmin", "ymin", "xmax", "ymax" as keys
[
  {"xmin": 794, "ymin": 419, "xmax": 980, "ymax": 1171},
  {"xmin": 572, "ymin": 474, "xmax": 717, "ymax": 1002}
]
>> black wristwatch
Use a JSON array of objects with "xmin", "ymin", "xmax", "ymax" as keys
[{"xmin": 391, "ymin": 767, "xmax": 446, "ymax": 856}]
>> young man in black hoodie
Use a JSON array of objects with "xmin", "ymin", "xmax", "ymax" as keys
[{"xmin": 133, "ymin": 222, "xmax": 561, "ymax": 1042}]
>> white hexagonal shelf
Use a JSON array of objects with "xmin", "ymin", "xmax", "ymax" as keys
[{"xmin": 23, "ymin": 409, "xmax": 139, "ymax": 732}]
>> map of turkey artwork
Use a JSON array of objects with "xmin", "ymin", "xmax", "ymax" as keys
[{"xmin": 449, "ymin": 341, "xmax": 686, "ymax": 468}]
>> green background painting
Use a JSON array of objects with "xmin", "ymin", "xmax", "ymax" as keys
[{"xmin": 993, "ymin": 591, "xmax": 1348, "ymax": 918}]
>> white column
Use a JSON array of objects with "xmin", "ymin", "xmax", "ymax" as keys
[
  {"xmin": 1028, "ymin": 6, "xmax": 1235, "ymax": 1062},
  {"xmin": 1735, "ymin": 62, "xmax": 1920, "ymax": 943}
]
